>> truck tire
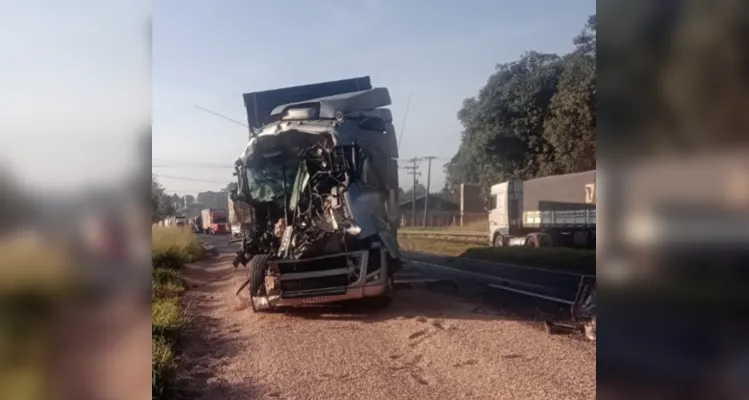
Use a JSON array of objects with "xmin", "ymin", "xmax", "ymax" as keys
[
  {"xmin": 526, "ymin": 232, "xmax": 553, "ymax": 247},
  {"xmin": 248, "ymin": 254, "xmax": 273, "ymax": 312},
  {"xmin": 493, "ymin": 233, "xmax": 506, "ymax": 247}
]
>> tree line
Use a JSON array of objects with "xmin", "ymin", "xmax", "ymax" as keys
[
  {"xmin": 152, "ymin": 175, "xmax": 176, "ymax": 222},
  {"xmin": 443, "ymin": 15, "xmax": 596, "ymax": 195}
]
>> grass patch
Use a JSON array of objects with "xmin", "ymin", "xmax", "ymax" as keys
[
  {"xmin": 152, "ymin": 297, "xmax": 186, "ymax": 342},
  {"xmin": 151, "ymin": 227, "xmax": 204, "ymax": 400},
  {"xmin": 399, "ymin": 219, "xmax": 489, "ymax": 232},
  {"xmin": 398, "ymin": 236, "xmax": 595, "ymax": 275},
  {"xmin": 153, "ymin": 268, "xmax": 182, "ymax": 286},
  {"xmin": 152, "ymin": 335, "xmax": 175, "ymax": 400},
  {"xmin": 152, "ymin": 279, "xmax": 185, "ymax": 301},
  {"xmin": 152, "ymin": 226, "xmax": 206, "ymax": 269}
]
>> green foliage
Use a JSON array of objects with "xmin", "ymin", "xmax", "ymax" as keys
[
  {"xmin": 151, "ymin": 227, "xmax": 202, "ymax": 400},
  {"xmin": 152, "ymin": 334, "xmax": 175, "ymax": 400},
  {"xmin": 152, "ymin": 175, "xmax": 176, "ymax": 223},
  {"xmin": 152, "ymin": 297, "xmax": 187, "ymax": 338},
  {"xmin": 445, "ymin": 15, "xmax": 597, "ymax": 191},
  {"xmin": 152, "ymin": 226, "xmax": 206, "ymax": 268}
]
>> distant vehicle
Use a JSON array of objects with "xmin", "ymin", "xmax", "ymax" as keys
[
  {"xmin": 200, "ymin": 208, "xmax": 228, "ymax": 235},
  {"xmin": 193, "ymin": 215, "xmax": 202, "ymax": 233},
  {"xmin": 487, "ymin": 170, "xmax": 595, "ymax": 249},
  {"xmin": 175, "ymin": 215, "xmax": 187, "ymax": 227},
  {"xmin": 228, "ymin": 195, "xmax": 251, "ymax": 238}
]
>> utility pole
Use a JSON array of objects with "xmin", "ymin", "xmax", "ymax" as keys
[
  {"xmin": 400, "ymin": 157, "xmax": 421, "ymax": 227},
  {"xmin": 422, "ymin": 156, "xmax": 437, "ymax": 227}
]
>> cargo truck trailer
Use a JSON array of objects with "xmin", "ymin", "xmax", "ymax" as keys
[{"xmin": 488, "ymin": 170, "xmax": 596, "ymax": 249}]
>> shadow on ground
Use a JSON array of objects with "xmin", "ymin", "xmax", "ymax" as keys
[{"xmin": 171, "ymin": 313, "xmax": 261, "ymax": 400}]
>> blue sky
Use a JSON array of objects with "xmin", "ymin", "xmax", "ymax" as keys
[{"xmin": 152, "ymin": 0, "xmax": 596, "ymax": 195}]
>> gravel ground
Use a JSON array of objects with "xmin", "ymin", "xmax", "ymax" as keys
[{"xmin": 173, "ymin": 239, "xmax": 595, "ymax": 400}]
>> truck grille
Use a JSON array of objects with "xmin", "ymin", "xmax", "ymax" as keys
[
  {"xmin": 281, "ymin": 274, "xmax": 348, "ymax": 292},
  {"xmin": 277, "ymin": 254, "xmax": 361, "ymax": 274}
]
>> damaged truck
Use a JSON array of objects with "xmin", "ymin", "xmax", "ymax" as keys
[{"xmin": 229, "ymin": 76, "xmax": 402, "ymax": 312}]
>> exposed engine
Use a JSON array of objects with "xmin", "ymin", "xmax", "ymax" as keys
[{"xmin": 232, "ymin": 138, "xmax": 381, "ymax": 266}]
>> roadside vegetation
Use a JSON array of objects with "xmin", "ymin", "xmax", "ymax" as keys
[
  {"xmin": 152, "ymin": 226, "xmax": 206, "ymax": 400},
  {"xmin": 398, "ymin": 236, "xmax": 595, "ymax": 275},
  {"xmin": 399, "ymin": 220, "xmax": 489, "ymax": 233}
]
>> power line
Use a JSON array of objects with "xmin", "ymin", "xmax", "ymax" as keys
[
  {"xmin": 153, "ymin": 164, "xmax": 233, "ymax": 169},
  {"xmin": 193, "ymin": 104, "xmax": 249, "ymax": 128},
  {"xmin": 400, "ymin": 157, "xmax": 421, "ymax": 226},
  {"xmin": 421, "ymin": 156, "xmax": 437, "ymax": 227},
  {"xmin": 153, "ymin": 174, "xmax": 229, "ymax": 184},
  {"xmin": 397, "ymin": 94, "xmax": 412, "ymax": 150},
  {"xmin": 152, "ymin": 160, "xmax": 234, "ymax": 167}
]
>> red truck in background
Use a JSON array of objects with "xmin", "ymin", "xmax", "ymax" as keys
[{"xmin": 200, "ymin": 208, "xmax": 228, "ymax": 235}]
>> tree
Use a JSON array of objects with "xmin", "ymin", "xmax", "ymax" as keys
[
  {"xmin": 223, "ymin": 182, "xmax": 237, "ymax": 192},
  {"xmin": 403, "ymin": 183, "xmax": 427, "ymax": 198},
  {"xmin": 445, "ymin": 50, "xmax": 566, "ymax": 191},
  {"xmin": 439, "ymin": 183, "xmax": 460, "ymax": 204},
  {"xmin": 151, "ymin": 175, "xmax": 175, "ymax": 222},
  {"xmin": 444, "ymin": 15, "xmax": 597, "ymax": 191},
  {"xmin": 542, "ymin": 15, "xmax": 597, "ymax": 174}
]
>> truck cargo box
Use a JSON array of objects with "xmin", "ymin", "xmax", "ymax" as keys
[
  {"xmin": 522, "ymin": 170, "xmax": 596, "ymax": 212},
  {"xmin": 243, "ymin": 76, "xmax": 372, "ymax": 130}
]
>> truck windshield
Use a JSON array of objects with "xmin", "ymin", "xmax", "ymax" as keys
[
  {"xmin": 246, "ymin": 159, "xmax": 299, "ymax": 203},
  {"xmin": 212, "ymin": 215, "xmax": 227, "ymax": 223}
]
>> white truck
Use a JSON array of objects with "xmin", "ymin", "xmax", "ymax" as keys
[{"xmin": 488, "ymin": 170, "xmax": 596, "ymax": 249}]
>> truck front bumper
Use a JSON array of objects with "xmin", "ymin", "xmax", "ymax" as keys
[{"xmin": 251, "ymin": 246, "xmax": 393, "ymax": 310}]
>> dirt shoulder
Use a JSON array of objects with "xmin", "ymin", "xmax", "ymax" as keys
[{"xmin": 172, "ymin": 246, "xmax": 595, "ymax": 400}]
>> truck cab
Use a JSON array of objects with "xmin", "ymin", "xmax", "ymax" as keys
[
  {"xmin": 488, "ymin": 180, "xmax": 523, "ymax": 246},
  {"xmin": 232, "ymin": 76, "xmax": 402, "ymax": 312}
]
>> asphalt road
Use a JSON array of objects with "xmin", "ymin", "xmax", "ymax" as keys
[
  {"xmin": 172, "ymin": 234, "xmax": 595, "ymax": 400},
  {"xmin": 402, "ymin": 251, "xmax": 592, "ymax": 302}
]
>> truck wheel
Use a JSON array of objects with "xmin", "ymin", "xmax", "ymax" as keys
[
  {"xmin": 248, "ymin": 254, "xmax": 273, "ymax": 312},
  {"xmin": 526, "ymin": 232, "xmax": 553, "ymax": 247},
  {"xmin": 493, "ymin": 233, "xmax": 506, "ymax": 247}
]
